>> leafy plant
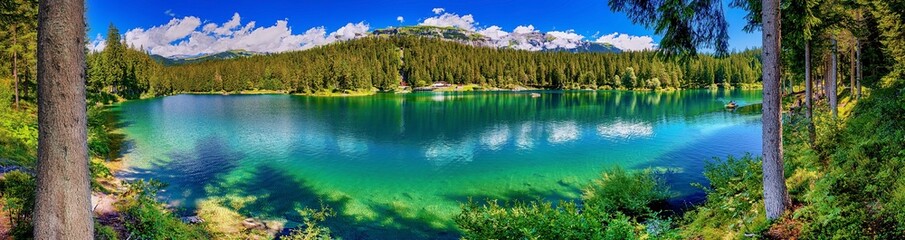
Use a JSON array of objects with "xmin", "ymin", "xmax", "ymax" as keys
[
  {"xmin": 0, "ymin": 170, "xmax": 35, "ymax": 238},
  {"xmin": 118, "ymin": 179, "xmax": 209, "ymax": 240}
]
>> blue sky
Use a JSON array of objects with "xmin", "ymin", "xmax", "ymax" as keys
[{"xmin": 86, "ymin": 0, "xmax": 761, "ymax": 57}]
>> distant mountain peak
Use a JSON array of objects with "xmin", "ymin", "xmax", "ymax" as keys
[
  {"xmin": 151, "ymin": 50, "xmax": 262, "ymax": 65},
  {"xmin": 372, "ymin": 26, "xmax": 620, "ymax": 53}
]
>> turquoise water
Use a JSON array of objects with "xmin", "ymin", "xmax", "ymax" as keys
[{"xmin": 116, "ymin": 90, "xmax": 763, "ymax": 239}]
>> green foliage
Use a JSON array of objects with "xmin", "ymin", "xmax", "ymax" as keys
[
  {"xmin": 81, "ymin": 36, "xmax": 761, "ymax": 97},
  {"xmin": 455, "ymin": 168, "xmax": 679, "ymax": 240},
  {"xmin": 681, "ymin": 154, "xmax": 770, "ymax": 239},
  {"xmin": 0, "ymin": 170, "xmax": 35, "ymax": 238},
  {"xmin": 118, "ymin": 179, "xmax": 209, "ymax": 240},
  {"xmin": 583, "ymin": 167, "xmax": 671, "ymax": 218},
  {"xmin": 283, "ymin": 204, "xmax": 336, "ymax": 240},
  {"xmin": 95, "ymin": 224, "xmax": 119, "ymax": 240},
  {"xmin": 794, "ymin": 83, "xmax": 905, "ymax": 238},
  {"xmin": 0, "ymin": 80, "xmax": 37, "ymax": 166}
]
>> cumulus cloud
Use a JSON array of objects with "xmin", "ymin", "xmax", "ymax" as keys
[
  {"xmin": 419, "ymin": 12, "xmax": 476, "ymax": 31},
  {"xmin": 512, "ymin": 25, "xmax": 538, "ymax": 35},
  {"xmin": 91, "ymin": 9, "xmax": 657, "ymax": 57},
  {"xmin": 477, "ymin": 25, "xmax": 507, "ymax": 39},
  {"xmin": 164, "ymin": 9, "xmax": 175, "ymax": 17},
  {"xmin": 595, "ymin": 32, "xmax": 656, "ymax": 51},
  {"xmin": 544, "ymin": 30, "xmax": 585, "ymax": 49},
  {"xmin": 88, "ymin": 34, "xmax": 106, "ymax": 53},
  {"xmin": 94, "ymin": 13, "xmax": 370, "ymax": 57}
]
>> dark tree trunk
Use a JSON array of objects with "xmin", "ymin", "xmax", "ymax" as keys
[
  {"xmin": 850, "ymin": 42, "xmax": 855, "ymax": 95},
  {"xmin": 760, "ymin": 0, "xmax": 790, "ymax": 220},
  {"xmin": 856, "ymin": 40, "xmax": 862, "ymax": 99},
  {"xmin": 33, "ymin": 0, "xmax": 93, "ymax": 238},
  {"xmin": 805, "ymin": 41, "xmax": 815, "ymax": 143},
  {"xmin": 13, "ymin": 25, "xmax": 19, "ymax": 109},
  {"xmin": 828, "ymin": 38, "xmax": 838, "ymax": 118}
]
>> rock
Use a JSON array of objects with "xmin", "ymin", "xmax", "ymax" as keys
[{"xmin": 180, "ymin": 216, "xmax": 204, "ymax": 224}]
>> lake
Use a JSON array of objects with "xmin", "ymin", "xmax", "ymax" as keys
[{"xmin": 115, "ymin": 90, "xmax": 763, "ymax": 239}]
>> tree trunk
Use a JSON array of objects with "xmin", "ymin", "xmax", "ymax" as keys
[
  {"xmin": 805, "ymin": 41, "xmax": 815, "ymax": 143},
  {"xmin": 805, "ymin": 41, "xmax": 812, "ymax": 119},
  {"xmin": 850, "ymin": 42, "xmax": 855, "ymax": 95},
  {"xmin": 856, "ymin": 40, "xmax": 862, "ymax": 99},
  {"xmin": 760, "ymin": 0, "xmax": 790, "ymax": 221},
  {"xmin": 829, "ymin": 38, "xmax": 838, "ymax": 118},
  {"xmin": 33, "ymin": 0, "xmax": 93, "ymax": 238},
  {"xmin": 13, "ymin": 25, "xmax": 19, "ymax": 110}
]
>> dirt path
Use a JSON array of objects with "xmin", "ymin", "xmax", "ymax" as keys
[{"xmin": 0, "ymin": 202, "xmax": 10, "ymax": 240}]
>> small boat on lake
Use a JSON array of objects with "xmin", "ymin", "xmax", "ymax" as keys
[
  {"xmin": 725, "ymin": 101, "xmax": 738, "ymax": 109},
  {"xmin": 530, "ymin": 93, "xmax": 541, "ymax": 98}
]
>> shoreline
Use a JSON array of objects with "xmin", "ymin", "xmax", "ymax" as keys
[{"xmin": 135, "ymin": 85, "xmax": 763, "ymax": 101}]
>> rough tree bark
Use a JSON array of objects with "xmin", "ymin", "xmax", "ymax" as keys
[
  {"xmin": 760, "ymin": 0, "xmax": 791, "ymax": 220},
  {"xmin": 33, "ymin": 0, "xmax": 93, "ymax": 238},
  {"xmin": 828, "ymin": 38, "xmax": 838, "ymax": 118}
]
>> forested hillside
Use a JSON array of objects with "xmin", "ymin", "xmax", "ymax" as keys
[{"xmin": 84, "ymin": 25, "xmax": 762, "ymax": 99}]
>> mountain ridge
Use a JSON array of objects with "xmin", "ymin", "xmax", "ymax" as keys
[{"xmin": 150, "ymin": 26, "xmax": 621, "ymax": 65}]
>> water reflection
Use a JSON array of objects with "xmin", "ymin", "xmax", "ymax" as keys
[
  {"xmin": 597, "ymin": 121, "xmax": 654, "ymax": 140},
  {"xmin": 117, "ymin": 90, "xmax": 764, "ymax": 239},
  {"xmin": 547, "ymin": 121, "xmax": 580, "ymax": 144}
]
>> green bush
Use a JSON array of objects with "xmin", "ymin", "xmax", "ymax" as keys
[
  {"xmin": 582, "ymin": 167, "xmax": 671, "ymax": 218},
  {"xmin": 681, "ymin": 154, "xmax": 770, "ymax": 239},
  {"xmin": 118, "ymin": 179, "xmax": 209, "ymax": 240},
  {"xmin": 283, "ymin": 204, "xmax": 336, "ymax": 240},
  {"xmin": 0, "ymin": 170, "xmax": 35, "ymax": 238},
  {"xmin": 795, "ymin": 84, "xmax": 905, "ymax": 238},
  {"xmin": 455, "ymin": 168, "xmax": 678, "ymax": 240},
  {"xmin": 95, "ymin": 224, "xmax": 119, "ymax": 240}
]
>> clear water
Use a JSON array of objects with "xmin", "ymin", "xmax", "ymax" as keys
[{"xmin": 116, "ymin": 90, "xmax": 763, "ymax": 239}]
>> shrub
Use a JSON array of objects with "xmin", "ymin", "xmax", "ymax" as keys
[
  {"xmin": 682, "ymin": 154, "xmax": 770, "ymax": 239},
  {"xmin": 283, "ymin": 204, "xmax": 336, "ymax": 240},
  {"xmin": 582, "ymin": 167, "xmax": 671, "ymax": 219},
  {"xmin": 455, "ymin": 168, "xmax": 678, "ymax": 240},
  {"xmin": 0, "ymin": 171, "xmax": 35, "ymax": 238},
  {"xmin": 118, "ymin": 180, "xmax": 209, "ymax": 240},
  {"xmin": 95, "ymin": 224, "xmax": 119, "ymax": 240}
]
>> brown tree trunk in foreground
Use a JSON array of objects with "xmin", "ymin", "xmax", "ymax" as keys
[
  {"xmin": 33, "ymin": 0, "xmax": 93, "ymax": 238},
  {"xmin": 760, "ymin": 0, "xmax": 791, "ymax": 221}
]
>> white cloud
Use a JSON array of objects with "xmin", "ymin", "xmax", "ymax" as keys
[
  {"xmin": 164, "ymin": 9, "xmax": 175, "ymax": 17},
  {"xmin": 419, "ymin": 12, "xmax": 476, "ymax": 31},
  {"xmin": 87, "ymin": 34, "xmax": 106, "ymax": 52},
  {"xmin": 543, "ymin": 30, "xmax": 584, "ymax": 49},
  {"xmin": 512, "ymin": 25, "xmax": 538, "ymax": 35},
  {"xmin": 202, "ymin": 13, "xmax": 242, "ymax": 36},
  {"xmin": 329, "ymin": 22, "xmax": 370, "ymax": 41},
  {"xmin": 93, "ymin": 9, "xmax": 656, "ymax": 57},
  {"xmin": 123, "ymin": 16, "xmax": 202, "ymax": 54},
  {"xmin": 97, "ymin": 13, "xmax": 370, "ymax": 57},
  {"xmin": 477, "ymin": 25, "xmax": 507, "ymax": 40},
  {"xmin": 595, "ymin": 32, "xmax": 656, "ymax": 51}
]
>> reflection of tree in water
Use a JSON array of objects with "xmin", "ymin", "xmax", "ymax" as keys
[
  {"xmin": 125, "ymin": 135, "xmax": 243, "ymax": 210},
  {"xmin": 204, "ymin": 164, "xmax": 461, "ymax": 239}
]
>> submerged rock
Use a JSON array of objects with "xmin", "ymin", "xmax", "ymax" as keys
[{"xmin": 181, "ymin": 216, "xmax": 204, "ymax": 224}]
